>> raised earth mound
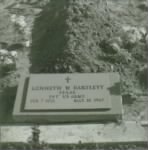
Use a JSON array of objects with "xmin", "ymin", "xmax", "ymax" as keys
[
  {"xmin": 30, "ymin": 0, "xmax": 148, "ymax": 97},
  {"xmin": 31, "ymin": 0, "xmax": 118, "ymax": 73}
]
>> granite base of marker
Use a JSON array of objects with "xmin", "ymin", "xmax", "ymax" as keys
[
  {"xmin": 13, "ymin": 73, "xmax": 123, "ymax": 124},
  {"xmin": 0, "ymin": 121, "xmax": 148, "ymax": 144}
]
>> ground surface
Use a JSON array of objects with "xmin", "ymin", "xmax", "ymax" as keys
[
  {"xmin": 0, "ymin": 0, "xmax": 148, "ymax": 149},
  {"xmin": 0, "ymin": 0, "xmax": 147, "ymax": 123}
]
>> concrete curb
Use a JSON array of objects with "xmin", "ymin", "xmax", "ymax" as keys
[{"xmin": 0, "ymin": 121, "xmax": 148, "ymax": 144}]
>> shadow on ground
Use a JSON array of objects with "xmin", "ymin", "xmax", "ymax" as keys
[{"xmin": 0, "ymin": 86, "xmax": 17, "ymax": 124}]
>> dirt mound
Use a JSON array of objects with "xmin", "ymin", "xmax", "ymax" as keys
[
  {"xmin": 30, "ymin": 0, "xmax": 118, "ymax": 73},
  {"xmin": 30, "ymin": 0, "xmax": 148, "ymax": 96}
]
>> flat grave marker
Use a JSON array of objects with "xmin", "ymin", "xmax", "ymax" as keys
[
  {"xmin": 25, "ymin": 74, "xmax": 111, "ymax": 111},
  {"xmin": 13, "ymin": 73, "xmax": 123, "ymax": 124}
]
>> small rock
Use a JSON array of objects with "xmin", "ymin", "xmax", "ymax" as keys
[
  {"xmin": 110, "ymin": 65, "xmax": 114, "ymax": 72},
  {"xmin": 110, "ymin": 42, "xmax": 121, "ymax": 53},
  {"xmin": 113, "ymin": 37, "xmax": 123, "ymax": 46},
  {"xmin": 10, "ymin": 14, "xmax": 17, "ymax": 23},
  {"xmin": 0, "ymin": 56, "xmax": 4, "ymax": 61},
  {"xmin": 122, "ymin": 26, "xmax": 144, "ymax": 44},
  {"xmin": 10, "ymin": 51, "xmax": 18, "ymax": 59},
  {"xmin": 141, "ymin": 121, "xmax": 148, "ymax": 127},
  {"xmin": 0, "ymin": 49, "xmax": 9, "ymax": 56},
  {"xmin": 25, "ymin": 40, "xmax": 31, "ymax": 47},
  {"xmin": 4, "ymin": 58, "xmax": 14, "ymax": 65},
  {"xmin": 139, "ymin": 27, "xmax": 147, "ymax": 36},
  {"xmin": 17, "ymin": 16, "xmax": 27, "ymax": 28}
]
